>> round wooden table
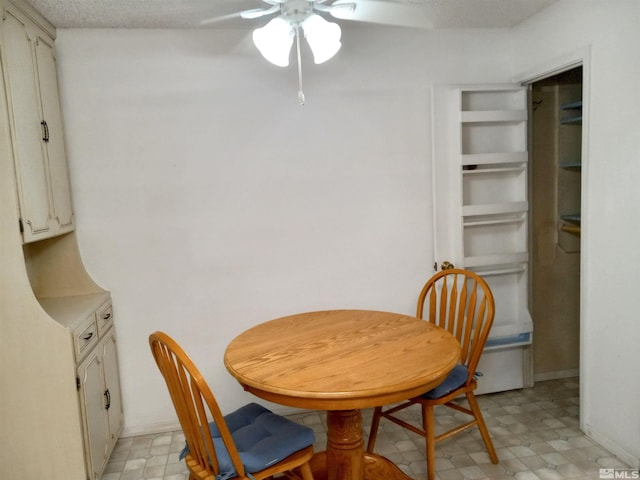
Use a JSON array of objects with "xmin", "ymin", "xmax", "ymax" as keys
[{"xmin": 224, "ymin": 310, "xmax": 461, "ymax": 480}]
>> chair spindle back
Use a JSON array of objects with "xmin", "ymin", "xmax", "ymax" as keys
[
  {"xmin": 149, "ymin": 332, "xmax": 245, "ymax": 480},
  {"xmin": 416, "ymin": 269, "xmax": 495, "ymax": 384}
]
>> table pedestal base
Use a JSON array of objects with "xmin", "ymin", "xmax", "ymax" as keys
[
  {"xmin": 308, "ymin": 410, "xmax": 411, "ymax": 480},
  {"xmin": 309, "ymin": 452, "xmax": 411, "ymax": 480}
]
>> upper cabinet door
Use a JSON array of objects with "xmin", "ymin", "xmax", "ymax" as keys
[
  {"xmin": 1, "ymin": 3, "xmax": 74, "ymax": 243},
  {"xmin": 431, "ymin": 84, "xmax": 532, "ymax": 342},
  {"xmin": 34, "ymin": 33, "xmax": 74, "ymax": 232}
]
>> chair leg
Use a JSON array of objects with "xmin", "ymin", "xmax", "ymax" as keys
[
  {"xmin": 366, "ymin": 406, "xmax": 383, "ymax": 452},
  {"xmin": 297, "ymin": 462, "xmax": 314, "ymax": 480},
  {"xmin": 466, "ymin": 392, "xmax": 498, "ymax": 464},
  {"xmin": 422, "ymin": 403, "xmax": 436, "ymax": 480}
]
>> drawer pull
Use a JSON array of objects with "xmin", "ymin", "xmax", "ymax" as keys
[
  {"xmin": 40, "ymin": 120, "xmax": 49, "ymax": 142},
  {"xmin": 82, "ymin": 332, "xmax": 94, "ymax": 341},
  {"xmin": 102, "ymin": 313, "xmax": 112, "ymax": 320},
  {"xmin": 104, "ymin": 389, "xmax": 111, "ymax": 410}
]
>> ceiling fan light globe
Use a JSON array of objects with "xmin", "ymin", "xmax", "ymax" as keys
[
  {"xmin": 308, "ymin": 38, "xmax": 341, "ymax": 64},
  {"xmin": 252, "ymin": 17, "xmax": 294, "ymax": 67},
  {"xmin": 302, "ymin": 14, "xmax": 342, "ymax": 64}
]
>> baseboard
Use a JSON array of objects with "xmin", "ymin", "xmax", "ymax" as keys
[
  {"xmin": 121, "ymin": 421, "xmax": 181, "ymax": 438},
  {"xmin": 120, "ymin": 405, "xmax": 305, "ymax": 438},
  {"xmin": 584, "ymin": 425, "xmax": 640, "ymax": 469},
  {"xmin": 533, "ymin": 369, "xmax": 579, "ymax": 382}
]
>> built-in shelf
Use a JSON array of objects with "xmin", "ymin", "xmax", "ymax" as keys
[
  {"xmin": 560, "ymin": 213, "xmax": 581, "ymax": 223},
  {"xmin": 462, "ymin": 152, "xmax": 528, "ymax": 166},
  {"xmin": 463, "ymin": 252, "xmax": 529, "ymax": 269},
  {"xmin": 559, "ymin": 161, "xmax": 582, "ymax": 169},
  {"xmin": 560, "ymin": 99, "xmax": 583, "ymax": 124},
  {"xmin": 470, "ymin": 264, "xmax": 527, "ymax": 276},
  {"xmin": 461, "ymin": 109, "xmax": 527, "ymax": 123},
  {"xmin": 561, "ymin": 116, "xmax": 582, "ymax": 125},
  {"xmin": 463, "ymin": 214, "xmax": 527, "ymax": 227},
  {"xmin": 561, "ymin": 100, "xmax": 583, "ymax": 110},
  {"xmin": 463, "ymin": 164, "xmax": 526, "ymax": 175},
  {"xmin": 38, "ymin": 292, "xmax": 111, "ymax": 330},
  {"xmin": 462, "ymin": 201, "xmax": 528, "ymax": 217}
]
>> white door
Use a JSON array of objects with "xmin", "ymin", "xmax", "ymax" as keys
[
  {"xmin": 102, "ymin": 330, "xmax": 124, "ymax": 450},
  {"xmin": 1, "ymin": 7, "xmax": 51, "ymax": 238},
  {"xmin": 77, "ymin": 350, "xmax": 109, "ymax": 480},
  {"xmin": 431, "ymin": 84, "xmax": 533, "ymax": 394},
  {"xmin": 34, "ymin": 32, "xmax": 74, "ymax": 232},
  {"xmin": 0, "ymin": 3, "xmax": 74, "ymax": 242}
]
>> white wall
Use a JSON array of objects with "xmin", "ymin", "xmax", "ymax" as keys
[
  {"xmin": 510, "ymin": 0, "xmax": 640, "ymax": 467},
  {"xmin": 56, "ymin": 27, "xmax": 512, "ymax": 434}
]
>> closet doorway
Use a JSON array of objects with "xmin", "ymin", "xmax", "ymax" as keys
[{"xmin": 529, "ymin": 66, "xmax": 583, "ymax": 381}]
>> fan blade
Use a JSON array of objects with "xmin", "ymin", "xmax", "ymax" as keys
[
  {"xmin": 314, "ymin": 1, "xmax": 356, "ymax": 15},
  {"xmin": 330, "ymin": 0, "xmax": 432, "ymax": 29},
  {"xmin": 201, "ymin": 11, "xmax": 243, "ymax": 25},
  {"xmin": 201, "ymin": 1, "xmax": 282, "ymax": 25},
  {"xmin": 241, "ymin": 4, "xmax": 281, "ymax": 19}
]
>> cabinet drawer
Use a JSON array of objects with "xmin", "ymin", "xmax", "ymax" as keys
[
  {"xmin": 96, "ymin": 303, "xmax": 113, "ymax": 336},
  {"xmin": 74, "ymin": 317, "xmax": 99, "ymax": 361}
]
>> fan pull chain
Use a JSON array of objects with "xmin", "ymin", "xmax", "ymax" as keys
[{"xmin": 295, "ymin": 24, "xmax": 305, "ymax": 106}]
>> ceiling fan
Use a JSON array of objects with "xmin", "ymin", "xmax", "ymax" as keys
[
  {"xmin": 203, "ymin": 1, "xmax": 430, "ymax": 105},
  {"xmin": 234, "ymin": 0, "xmax": 356, "ymax": 22},
  {"xmin": 203, "ymin": 0, "xmax": 431, "ymax": 29}
]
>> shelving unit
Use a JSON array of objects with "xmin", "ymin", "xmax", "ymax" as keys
[
  {"xmin": 432, "ymin": 84, "xmax": 533, "ymax": 394},
  {"xmin": 558, "ymin": 97, "xmax": 582, "ymax": 248},
  {"xmin": 459, "ymin": 85, "xmax": 531, "ymax": 335}
]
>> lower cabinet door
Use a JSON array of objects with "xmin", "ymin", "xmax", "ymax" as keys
[
  {"xmin": 77, "ymin": 347, "xmax": 109, "ymax": 480},
  {"xmin": 102, "ymin": 329, "xmax": 124, "ymax": 448},
  {"xmin": 77, "ymin": 328, "xmax": 124, "ymax": 479}
]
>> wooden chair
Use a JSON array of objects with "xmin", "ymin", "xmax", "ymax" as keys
[
  {"xmin": 366, "ymin": 269, "xmax": 498, "ymax": 480},
  {"xmin": 149, "ymin": 331, "xmax": 315, "ymax": 480}
]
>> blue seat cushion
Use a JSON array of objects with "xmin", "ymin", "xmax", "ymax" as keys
[
  {"xmin": 181, "ymin": 403, "xmax": 314, "ymax": 477},
  {"xmin": 421, "ymin": 364, "xmax": 469, "ymax": 399}
]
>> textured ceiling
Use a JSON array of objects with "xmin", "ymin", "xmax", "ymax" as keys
[{"xmin": 23, "ymin": 0, "xmax": 557, "ymax": 30}]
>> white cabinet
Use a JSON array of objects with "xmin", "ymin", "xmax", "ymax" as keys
[
  {"xmin": 77, "ymin": 313, "xmax": 124, "ymax": 480},
  {"xmin": 0, "ymin": 0, "xmax": 74, "ymax": 242},
  {"xmin": 0, "ymin": 2, "xmax": 121, "ymax": 479},
  {"xmin": 432, "ymin": 84, "xmax": 533, "ymax": 394},
  {"xmin": 38, "ymin": 294, "xmax": 124, "ymax": 480}
]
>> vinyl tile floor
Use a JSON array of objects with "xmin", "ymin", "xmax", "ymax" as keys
[{"xmin": 102, "ymin": 378, "xmax": 634, "ymax": 480}]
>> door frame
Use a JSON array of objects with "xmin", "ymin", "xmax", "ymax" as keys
[{"xmin": 515, "ymin": 46, "xmax": 591, "ymax": 432}]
